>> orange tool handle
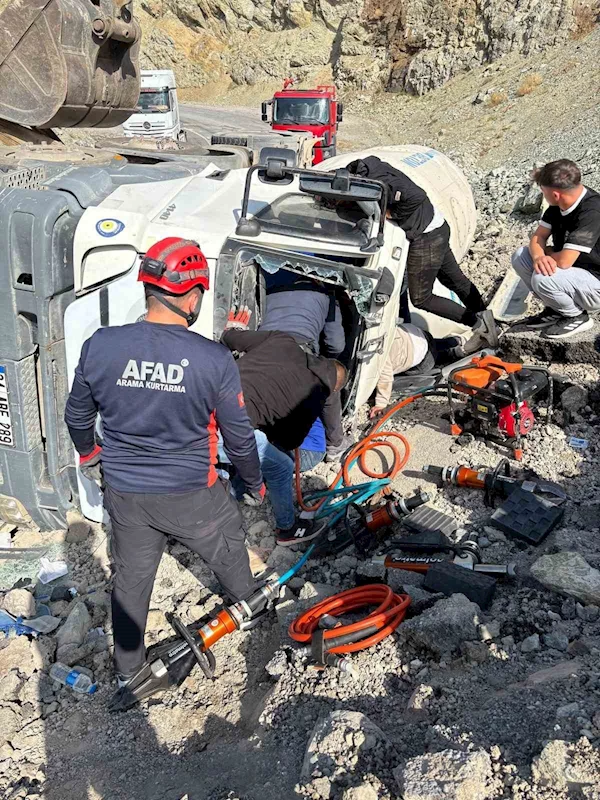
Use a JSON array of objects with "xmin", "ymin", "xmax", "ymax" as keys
[
  {"xmin": 453, "ymin": 466, "xmax": 486, "ymax": 490},
  {"xmin": 197, "ymin": 608, "xmax": 238, "ymax": 650},
  {"xmin": 383, "ymin": 559, "xmax": 431, "ymax": 574}
]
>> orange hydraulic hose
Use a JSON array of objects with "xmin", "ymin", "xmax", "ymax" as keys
[
  {"xmin": 288, "ymin": 585, "xmax": 410, "ymax": 654},
  {"xmin": 295, "ymin": 392, "xmax": 427, "ymax": 513}
]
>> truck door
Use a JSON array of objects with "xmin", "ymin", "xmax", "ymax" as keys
[
  {"xmin": 64, "ymin": 268, "xmax": 145, "ymax": 522},
  {"xmin": 171, "ymin": 88, "xmax": 184, "ymax": 141}
]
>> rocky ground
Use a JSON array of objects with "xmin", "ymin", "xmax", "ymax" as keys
[
  {"xmin": 3, "ymin": 354, "xmax": 600, "ymax": 800},
  {"xmin": 3, "ymin": 240, "xmax": 600, "ymax": 800}
]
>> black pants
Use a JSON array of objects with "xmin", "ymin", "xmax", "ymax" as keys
[
  {"xmin": 104, "ymin": 480, "xmax": 255, "ymax": 676},
  {"xmin": 405, "ymin": 221, "xmax": 485, "ymax": 326},
  {"xmin": 322, "ymin": 391, "xmax": 344, "ymax": 448}
]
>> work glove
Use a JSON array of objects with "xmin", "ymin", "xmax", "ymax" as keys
[
  {"xmin": 243, "ymin": 483, "xmax": 266, "ymax": 507},
  {"xmin": 79, "ymin": 444, "xmax": 103, "ymax": 484},
  {"xmin": 225, "ymin": 306, "xmax": 252, "ymax": 331}
]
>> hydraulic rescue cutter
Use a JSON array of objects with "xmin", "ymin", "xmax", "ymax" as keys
[
  {"xmin": 374, "ymin": 529, "xmax": 516, "ymax": 609},
  {"xmin": 109, "ymin": 576, "xmax": 284, "ymax": 712},
  {"xmin": 423, "ymin": 459, "xmax": 567, "ymax": 545},
  {"xmin": 447, "ymin": 355, "xmax": 554, "ymax": 460}
]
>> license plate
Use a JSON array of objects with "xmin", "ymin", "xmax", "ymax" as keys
[{"xmin": 0, "ymin": 366, "xmax": 14, "ymax": 447}]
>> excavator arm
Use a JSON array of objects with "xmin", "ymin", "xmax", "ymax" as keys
[{"xmin": 0, "ymin": 0, "xmax": 140, "ymax": 137}]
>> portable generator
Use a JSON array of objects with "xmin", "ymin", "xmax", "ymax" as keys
[{"xmin": 447, "ymin": 355, "xmax": 554, "ymax": 460}]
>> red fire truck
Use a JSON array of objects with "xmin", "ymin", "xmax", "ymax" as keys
[{"xmin": 261, "ymin": 79, "xmax": 343, "ymax": 165}]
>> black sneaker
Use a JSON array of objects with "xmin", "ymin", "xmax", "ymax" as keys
[
  {"xmin": 541, "ymin": 312, "xmax": 594, "ymax": 340},
  {"xmin": 276, "ymin": 517, "xmax": 329, "ymax": 547},
  {"xmin": 516, "ymin": 307, "xmax": 563, "ymax": 330}
]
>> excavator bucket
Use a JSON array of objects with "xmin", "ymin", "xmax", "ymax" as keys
[{"xmin": 0, "ymin": 0, "xmax": 141, "ymax": 129}]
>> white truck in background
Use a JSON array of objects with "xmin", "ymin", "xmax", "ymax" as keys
[{"xmin": 122, "ymin": 70, "xmax": 186, "ymax": 142}]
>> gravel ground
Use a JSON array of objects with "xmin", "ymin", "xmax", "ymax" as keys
[{"xmin": 3, "ymin": 29, "xmax": 600, "ymax": 800}]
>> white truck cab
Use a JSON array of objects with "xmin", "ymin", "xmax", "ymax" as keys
[{"xmin": 122, "ymin": 70, "xmax": 185, "ymax": 142}]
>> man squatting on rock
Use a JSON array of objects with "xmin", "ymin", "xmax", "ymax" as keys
[
  {"xmin": 64, "ymin": 238, "xmax": 265, "ymax": 697},
  {"xmin": 513, "ymin": 159, "xmax": 600, "ymax": 339}
]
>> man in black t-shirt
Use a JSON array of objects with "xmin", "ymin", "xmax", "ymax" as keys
[
  {"xmin": 346, "ymin": 156, "xmax": 496, "ymax": 355},
  {"xmin": 512, "ymin": 159, "xmax": 600, "ymax": 339}
]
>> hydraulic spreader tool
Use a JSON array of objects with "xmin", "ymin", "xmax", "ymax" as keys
[{"xmin": 423, "ymin": 460, "xmax": 568, "ymax": 545}]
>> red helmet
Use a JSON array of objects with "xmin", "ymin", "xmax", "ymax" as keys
[{"xmin": 138, "ymin": 237, "xmax": 209, "ymax": 295}]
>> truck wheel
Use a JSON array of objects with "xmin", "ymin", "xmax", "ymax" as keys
[{"xmin": 177, "ymin": 130, "xmax": 187, "ymax": 143}]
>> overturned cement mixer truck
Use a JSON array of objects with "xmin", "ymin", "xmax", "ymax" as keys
[{"xmin": 0, "ymin": 137, "xmax": 480, "ymax": 530}]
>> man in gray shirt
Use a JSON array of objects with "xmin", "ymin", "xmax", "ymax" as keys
[{"xmin": 259, "ymin": 270, "xmax": 350, "ymax": 460}]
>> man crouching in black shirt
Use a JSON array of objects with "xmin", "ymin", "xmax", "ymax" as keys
[{"xmin": 512, "ymin": 159, "xmax": 600, "ymax": 339}]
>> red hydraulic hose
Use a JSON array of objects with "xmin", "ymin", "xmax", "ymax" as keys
[{"xmin": 288, "ymin": 585, "xmax": 410, "ymax": 654}]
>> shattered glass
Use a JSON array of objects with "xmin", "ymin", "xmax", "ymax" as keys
[{"xmin": 248, "ymin": 251, "xmax": 375, "ymax": 317}]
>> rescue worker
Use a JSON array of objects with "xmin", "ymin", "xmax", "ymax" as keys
[
  {"xmin": 345, "ymin": 156, "xmax": 498, "ymax": 354},
  {"xmin": 221, "ymin": 325, "xmax": 348, "ymax": 545},
  {"xmin": 258, "ymin": 269, "xmax": 352, "ymax": 461},
  {"xmin": 64, "ymin": 238, "xmax": 265, "ymax": 694}
]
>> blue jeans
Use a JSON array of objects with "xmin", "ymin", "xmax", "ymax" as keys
[
  {"xmin": 299, "ymin": 449, "xmax": 325, "ymax": 472},
  {"xmin": 218, "ymin": 430, "xmax": 295, "ymax": 531}
]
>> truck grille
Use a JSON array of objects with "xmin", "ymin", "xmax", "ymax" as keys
[{"xmin": 0, "ymin": 165, "xmax": 46, "ymax": 190}]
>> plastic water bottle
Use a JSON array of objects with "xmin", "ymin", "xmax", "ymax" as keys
[{"xmin": 50, "ymin": 663, "xmax": 97, "ymax": 695}]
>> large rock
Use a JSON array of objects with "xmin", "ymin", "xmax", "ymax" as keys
[
  {"xmin": 65, "ymin": 512, "xmax": 91, "ymax": 544},
  {"xmin": 532, "ymin": 740, "xmax": 600, "ymax": 791},
  {"xmin": 56, "ymin": 602, "xmax": 91, "ymax": 661},
  {"xmin": 0, "ymin": 637, "xmax": 44, "ymax": 678},
  {"xmin": 514, "ymin": 183, "xmax": 543, "ymax": 215},
  {"xmin": 397, "ymin": 749, "xmax": 494, "ymax": 800},
  {"xmin": 560, "ymin": 385, "xmax": 589, "ymax": 415},
  {"xmin": 301, "ymin": 710, "xmax": 393, "ymax": 782},
  {"xmin": 397, "ymin": 594, "xmax": 481, "ymax": 657},
  {"xmin": 530, "ymin": 552, "xmax": 600, "ymax": 605},
  {"xmin": 2, "ymin": 588, "xmax": 36, "ymax": 618},
  {"xmin": 0, "ymin": 707, "xmax": 20, "ymax": 747},
  {"xmin": 342, "ymin": 785, "xmax": 379, "ymax": 800}
]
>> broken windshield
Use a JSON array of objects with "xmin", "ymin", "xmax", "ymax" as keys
[
  {"xmin": 136, "ymin": 90, "xmax": 171, "ymax": 113},
  {"xmin": 274, "ymin": 97, "xmax": 329, "ymax": 125},
  {"xmin": 253, "ymin": 193, "xmax": 373, "ymax": 246}
]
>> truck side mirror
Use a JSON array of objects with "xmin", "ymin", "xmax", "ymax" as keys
[
  {"xmin": 336, "ymin": 102, "xmax": 344, "ymax": 123},
  {"xmin": 261, "ymin": 102, "xmax": 268, "ymax": 122}
]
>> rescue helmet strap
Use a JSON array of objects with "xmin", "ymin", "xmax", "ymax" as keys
[{"xmin": 146, "ymin": 287, "xmax": 201, "ymax": 326}]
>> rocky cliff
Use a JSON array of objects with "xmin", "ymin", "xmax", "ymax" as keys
[{"xmin": 139, "ymin": 0, "xmax": 599, "ymax": 94}]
